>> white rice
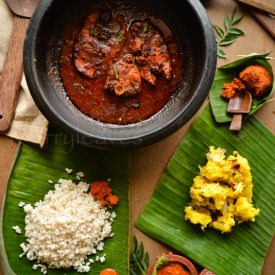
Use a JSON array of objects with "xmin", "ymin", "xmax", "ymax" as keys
[
  {"xmin": 76, "ymin": 171, "xmax": 85, "ymax": 178},
  {"xmin": 65, "ymin": 168, "xmax": 73, "ymax": 174},
  {"xmin": 21, "ymin": 178, "xmax": 115, "ymax": 273},
  {"xmin": 32, "ymin": 264, "xmax": 48, "ymax": 274},
  {"xmin": 18, "ymin": 201, "xmax": 26, "ymax": 208},
  {"xmin": 99, "ymin": 255, "xmax": 106, "ymax": 263},
  {"xmin": 12, "ymin": 225, "xmax": 22, "ymax": 234}
]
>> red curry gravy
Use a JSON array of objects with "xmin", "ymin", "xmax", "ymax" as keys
[{"xmin": 60, "ymin": 4, "xmax": 183, "ymax": 125}]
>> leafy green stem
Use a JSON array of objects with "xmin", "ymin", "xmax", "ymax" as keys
[
  {"xmin": 213, "ymin": 7, "xmax": 244, "ymax": 59},
  {"xmin": 130, "ymin": 236, "xmax": 150, "ymax": 275}
]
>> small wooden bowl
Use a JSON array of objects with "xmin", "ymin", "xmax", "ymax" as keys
[{"xmin": 146, "ymin": 252, "xmax": 199, "ymax": 275}]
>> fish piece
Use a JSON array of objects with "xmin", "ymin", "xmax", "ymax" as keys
[
  {"xmin": 74, "ymin": 11, "xmax": 101, "ymax": 78},
  {"xmin": 74, "ymin": 10, "xmax": 126, "ymax": 79},
  {"xmin": 129, "ymin": 21, "xmax": 172, "ymax": 85},
  {"xmin": 139, "ymin": 66, "xmax": 156, "ymax": 86},
  {"xmin": 104, "ymin": 54, "xmax": 141, "ymax": 97}
]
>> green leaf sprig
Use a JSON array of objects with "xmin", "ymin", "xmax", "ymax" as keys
[
  {"xmin": 115, "ymin": 30, "xmax": 125, "ymax": 45},
  {"xmin": 113, "ymin": 65, "xmax": 119, "ymax": 79},
  {"xmin": 143, "ymin": 22, "xmax": 148, "ymax": 33},
  {"xmin": 130, "ymin": 236, "xmax": 150, "ymax": 275},
  {"xmin": 213, "ymin": 7, "xmax": 244, "ymax": 59},
  {"xmin": 90, "ymin": 27, "xmax": 97, "ymax": 36}
]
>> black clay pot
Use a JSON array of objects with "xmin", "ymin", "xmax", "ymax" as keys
[{"xmin": 24, "ymin": 0, "xmax": 216, "ymax": 150}]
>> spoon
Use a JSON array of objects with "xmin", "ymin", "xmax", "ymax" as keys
[
  {"xmin": 0, "ymin": 0, "xmax": 39, "ymax": 132},
  {"xmin": 227, "ymin": 91, "xmax": 252, "ymax": 132}
]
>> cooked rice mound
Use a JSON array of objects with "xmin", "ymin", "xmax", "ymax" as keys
[
  {"xmin": 184, "ymin": 146, "xmax": 260, "ymax": 233},
  {"xmin": 22, "ymin": 179, "xmax": 114, "ymax": 272}
]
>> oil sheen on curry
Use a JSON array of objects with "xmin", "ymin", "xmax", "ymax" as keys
[{"xmin": 60, "ymin": 4, "xmax": 183, "ymax": 124}]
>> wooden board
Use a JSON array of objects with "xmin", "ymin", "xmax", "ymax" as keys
[
  {"xmin": 238, "ymin": 0, "xmax": 275, "ymax": 15},
  {"xmin": 237, "ymin": 0, "xmax": 275, "ymax": 39}
]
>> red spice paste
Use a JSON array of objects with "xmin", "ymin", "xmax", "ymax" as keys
[
  {"xmin": 158, "ymin": 262, "xmax": 190, "ymax": 275},
  {"xmin": 90, "ymin": 181, "xmax": 119, "ymax": 208}
]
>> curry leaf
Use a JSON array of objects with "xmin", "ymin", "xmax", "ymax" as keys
[
  {"xmin": 231, "ymin": 7, "xmax": 244, "ymax": 25},
  {"xmin": 217, "ymin": 48, "xmax": 227, "ymax": 59},
  {"xmin": 213, "ymin": 24, "xmax": 224, "ymax": 38},
  {"xmin": 113, "ymin": 65, "xmax": 119, "ymax": 79},
  {"xmin": 232, "ymin": 15, "xmax": 244, "ymax": 25},
  {"xmin": 231, "ymin": 7, "xmax": 238, "ymax": 24},
  {"xmin": 219, "ymin": 34, "xmax": 240, "ymax": 46},
  {"xmin": 90, "ymin": 27, "xmax": 97, "ymax": 36},
  {"xmin": 143, "ymin": 22, "xmax": 148, "ymax": 33},
  {"xmin": 224, "ymin": 15, "xmax": 231, "ymax": 31},
  {"xmin": 130, "ymin": 236, "xmax": 149, "ymax": 275},
  {"xmin": 214, "ymin": 7, "xmax": 244, "ymax": 58},
  {"xmin": 228, "ymin": 28, "xmax": 244, "ymax": 35},
  {"xmin": 115, "ymin": 30, "xmax": 125, "ymax": 45}
]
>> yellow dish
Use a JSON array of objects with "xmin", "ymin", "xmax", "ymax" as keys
[{"xmin": 184, "ymin": 146, "xmax": 260, "ymax": 233}]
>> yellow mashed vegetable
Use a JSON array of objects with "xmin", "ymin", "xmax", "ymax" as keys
[{"xmin": 184, "ymin": 146, "xmax": 260, "ymax": 233}]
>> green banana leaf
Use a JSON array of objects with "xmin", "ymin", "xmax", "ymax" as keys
[
  {"xmin": 209, "ymin": 53, "xmax": 274, "ymax": 123},
  {"xmin": 136, "ymin": 104, "xmax": 275, "ymax": 275},
  {"xmin": 0, "ymin": 129, "xmax": 131, "ymax": 275}
]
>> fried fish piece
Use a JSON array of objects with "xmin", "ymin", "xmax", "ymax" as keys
[
  {"xmin": 129, "ymin": 21, "xmax": 172, "ymax": 86},
  {"xmin": 104, "ymin": 54, "xmax": 141, "ymax": 97},
  {"xmin": 74, "ymin": 10, "xmax": 126, "ymax": 79}
]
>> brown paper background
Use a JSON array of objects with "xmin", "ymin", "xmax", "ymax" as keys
[{"xmin": 1, "ymin": 0, "xmax": 274, "ymax": 274}]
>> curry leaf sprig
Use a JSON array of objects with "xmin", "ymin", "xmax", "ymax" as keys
[
  {"xmin": 115, "ymin": 30, "xmax": 125, "ymax": 45},
  {"xmin": 130, "ymin": 236, "xmax": 150, "ymax": 275},
  {"xmin": 214, "ymin": 7, "xmax": 244, "ymax": 59}
]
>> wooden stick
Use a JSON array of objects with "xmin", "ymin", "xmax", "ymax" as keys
[{"xmin": 0, "ymin": 16, "xmax": 29, "ymax": 132}]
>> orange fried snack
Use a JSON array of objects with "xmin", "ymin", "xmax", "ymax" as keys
[
  {"xmin": 90, "ymin": 181, "xmax": 119, "ymax": 207},
  {"xmin": 221, "ymin": 77, "xmax": 246, "ymax": 100},
  {"xmin": 239, "ymin": 64, "xmax": 272, "ymax": 97},
  {"xmin": 100, "ymin": 269, "xmax": 118, "ymax": 275}
]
